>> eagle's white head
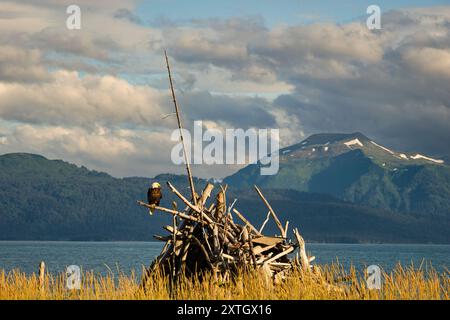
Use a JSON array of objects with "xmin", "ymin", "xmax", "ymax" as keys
[{"xmin": 151, "ymin": 182, "xmax": 161, "ymax": 189}]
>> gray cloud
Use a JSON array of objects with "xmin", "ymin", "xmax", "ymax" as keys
[
  {"xmin": 0, "ymin": 71, "xmax": 170, "ymax": 129},
  {"xmin": 266, "ymin": 10, "xmax": 450, "ymax": 156},
  {"xmin": 1, "ymin": 2, "xmax": 450, "ymax": 178},
  {"xmin": 0, "ymin": 45, "xmax": 51, "ymax": 82},
  {"xmin": 181, "ymin": 91, "xmax": 276, "ymax": 129},
  {"xmin": 31, "ymin": 28, "xmax": 115, "ymax": 61},
  {"xmin": 164, "ymin": 10, "xmax": 450, "ymax": 157},
  {"xmin": 114, "ymin": 8, "xmax": 143, "ymax": 25}
]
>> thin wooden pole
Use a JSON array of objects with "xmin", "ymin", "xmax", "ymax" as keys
[
  {"xmin": 233, "ymin": 208, "xmax": 262, "ymax": 236},
  {"xmin": 137, "ymin": 201, "xmax": 207, "ymax": 224},
  {"xmin": 38, "ymin": 261, "xmax": 45, "ymax": 293},
  {"xmin": 247, "ymin": 229, "xmax": 258, "ymax": 269},
  {"xmin": 164, "ymin": 49, "xmax": 197, "ymax": 206},
  {"xmin": 264, "ymin": 246, "xmax": 294, "ymax": 264},
  {"xmin": 254, "ymin": 185, "xmax": 286, "ymax": 238},
  {"xmin": 259, "ymin": 211, "xmax": 271, "ymax": 234},
  {"xmin": 172, "ymin": 211, "xmax": 177, "ymax": 278}
]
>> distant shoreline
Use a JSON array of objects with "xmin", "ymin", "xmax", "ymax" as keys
[{"xmin": 1, "ymin": 240, "xmax": 449, "ymax": 245}]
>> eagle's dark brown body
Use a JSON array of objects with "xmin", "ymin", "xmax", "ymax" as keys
[{"xmin": 147, "ymin": 187, "xmax": 162, "ymax": 206}]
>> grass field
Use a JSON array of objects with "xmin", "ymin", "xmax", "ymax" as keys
[{"xmin": 0, "ymin": 263, "xmax": 448, "ymax": 300}]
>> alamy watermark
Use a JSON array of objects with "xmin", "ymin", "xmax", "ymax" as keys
[
  {"xmin": 367, "ymin": 5, "xmax": 381, "ymax": 30},
  {"xmin": 59, "ymin": 263, "xmax": 382, "ymax": 291},
  {"xmin": 64, "ymin": 4, "xmax": 381, "ymax": 32},
  {"xmin": 66, "ymin": 265, "xmax": 81, "ymax": 290},
  {"xmin": 66, "ymin": 5, "xmax": 81, "ymax": 30},
  {"xmin": 171, "ymin": 121, "xmax": 280, "ymax": 176},
  {"xmin": 366, "ymin": 265, "xmax": 382, "ymax": 290}
]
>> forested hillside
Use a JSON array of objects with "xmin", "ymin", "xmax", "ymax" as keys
[{"xmin": 1, "ymin": 153, "xmax": 448, "ymax": 242}]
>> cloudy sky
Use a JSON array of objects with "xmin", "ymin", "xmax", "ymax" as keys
[{"xmin": 0, "ymin": 0, "xmax": 449, "ymax": 178}]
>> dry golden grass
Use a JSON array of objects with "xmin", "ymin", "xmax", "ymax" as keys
[{"xmin": 0, "ymin": 264, "xmax": 448, "ymax": 300}]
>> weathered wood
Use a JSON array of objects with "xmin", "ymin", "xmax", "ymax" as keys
[
  {"xmin": 257, "ymin": 253, "xmax": 273, "ymax": 264},
  {"xmin": 159, "ymin": 240, "xmax": 171, "ymax": 257},
  {"xmin": 252, "ymin": 236, "xmax": 284, "ymax": 246},
  {"xmin": 284, "ymin": 221, "xmax": 289, "ymax": 238},
  {"xmin": 252, "ymin": 243, "xmax": 277, "ymax": 255},
  {"xmin": 172, "ymin": 209, "xmax": 178, "ymax": 277},
  {"xmin": 222, "ymin": 253, "xmax": 235, "ymax": 261},
  {"xmin": 227, "ymin": 198, "xmax": 238, "ymax": 215},
  {"xmin": 225, "ymin": 211, "xmax": 241, "ymax": 235},
  {"xmin": 153, "ymin": 235, "xmax": 171, "ymax": 242},
  {"xmin": 164, "ymin": 225, "xmax": 183, "ymax": 236},
  {"xmin": 248, "ymin": 230, "xmax": 258, "ymax": 268},
  {"xmin": 293, "ymin": 228, "xmax": 310, "ymax": 272},
  {"xmin": 241, "ymin": 226, "xmax": 249, "ymax": 242},
  {"xmin": 269, "ymin": 262, "xmax": 292, "ymax": 267},
  {"xmin": 212, "ymin": 225, "xmax": 221, "ymax": 256},
  {"xmin": 264, "ymin": 246, "xmax": 294, "ymax": 264},
  {"xmin": 164, "ymin": 50, "xmax": 197, "ymax": 206},
  {"xmin": 139, "ymin": 179, "xmax": 314, "ymax": 283},
  {"xmin": 215, "ymin": 189, "xmax": 226, "ymax": 220},
  {"xmin": 192, "ymin": 236, "xmax": 214, "ymax": 269},
  {"xmin": 180, "ymin": 183, "xmax": 215, "ymax": 266},
  {"xmin": 138, "ymin": 201, "xmax": 203, "ymax": 223},
  {"xmin": 38, "ymin": 261, "xmax": 45, "ymax": 292},
  {"xmin": 199, "ymin": 183, "xmax": 214, "ymax": 210},
  {"xmin": 232, "ymin": 208, "xmax": 262, "ymax": 236},
  {"xmin": 254, "ymin": 186, "xmax": 286, "ymax": 238},
  {"xmin": 166, "ymin": 182, "xmax": 215, "ymax": 225},
  {"xmin": 259, "ymin": 211, "xmax": 271, "ymax": 233}
]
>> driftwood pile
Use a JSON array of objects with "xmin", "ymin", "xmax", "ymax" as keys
[
  {"xmin": 137, "ymin": 51, "xmax": 315, "ymax": 285},
  {"xmin": 138, "ymin": 182, "xmax": 314, "ymax": 283}
]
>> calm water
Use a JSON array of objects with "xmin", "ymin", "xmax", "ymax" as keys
[{"xmin": 0, "ymin": 242, "xmax": 448, "ymax": 277}]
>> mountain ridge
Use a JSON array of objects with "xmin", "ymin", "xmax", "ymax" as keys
[
  {"xmin": 225, "ymin": 132, "xmax": 450, "ymax": 218},
  {"xmin": 278, "ymin": 132, "xmax": 446, "ymax": 167},
  {"xmin": 0, "ymin": 131, "xmax": 449, "ymax": 242}
]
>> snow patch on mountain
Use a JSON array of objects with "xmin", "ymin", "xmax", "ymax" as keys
[
  {"xmin": 399, "ymin": 154, "xmax": 409, "ymax": 160},
  {"xmin": 344, "ymin": 139, "xmax": 364, "ymax": 148},
  {"xmin": 371, "ymin": 141, "xmax": 395, "ymax": 154},
  {"xmin": 411, "ymin": 154, "xmax": 444, "ymax": 164}
]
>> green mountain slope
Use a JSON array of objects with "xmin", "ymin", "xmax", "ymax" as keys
[
  {"xmin": 224, "ymin": 133, "xmax": 450, "ymax": 219},
  {"xmin": 0, "ymin": 151, "xmax": 448, "ymax": 243},
  {"xmin": 226, "ymin": 188, "xmax": 448, "ymax": 243},
  {"xmin": 0, "ymin": 153, "xmax": 204, "ymax": 240}
]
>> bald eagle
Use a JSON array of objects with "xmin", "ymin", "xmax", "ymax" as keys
[{"xmin": 147, "ymin": 182, "xmax": 162, "ymax": 214}]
